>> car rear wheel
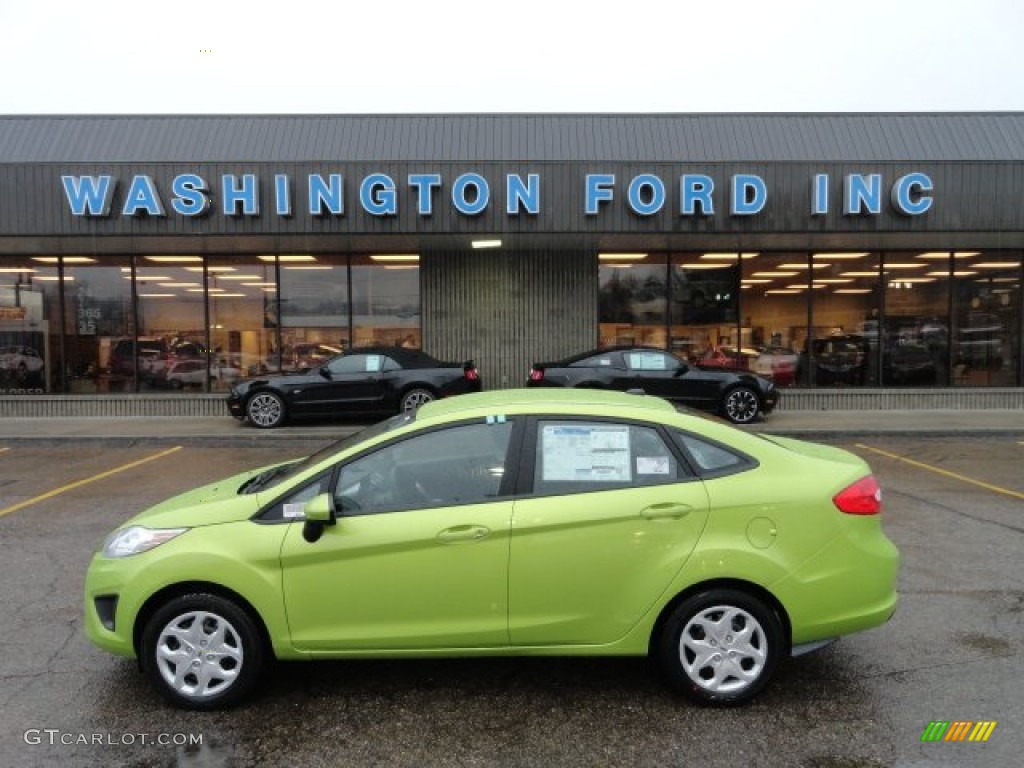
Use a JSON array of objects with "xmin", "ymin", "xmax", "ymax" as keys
[
  {"xmin": 721, "ymin": 386, "xmax": 760, "ymax": 424},
  {"xmin": 656, "ymin": 588, "xmax": 783, "ymax": 706},
  {"xmin": 140, "ymin": 593, "xmax": 267, "ymax": 710},
  {"xmin": 400, "ymin": 387, "xmax": 435, "ymax": 412},
  {"xmin": 246, "ymin": 391, "xmax": 286, "ymax": 428}
]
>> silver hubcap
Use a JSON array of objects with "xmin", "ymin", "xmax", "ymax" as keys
[
  {"xmin": 248, "ymin": 393, "xmax": 282, "ymax": 426},
  {"xmin": 679, "ymin": 605, "xmax": 767, "ymax": 694},
  {"xmin": 725, "ymin": 389, "xmax": 758, "ymax": 423},
  {"xmin": 155, "ymin": 611, "xmax": 243, "ymax": 700},
  {"xmin": 402, "ymin": 390, "xmax": 433, "ymax": 411}
]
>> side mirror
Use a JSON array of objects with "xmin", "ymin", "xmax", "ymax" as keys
[
  {"xmin": 675, "ymin": 363, "xmax": 689, "ymax": 376},
  {"xmin": 302, "ymin": 493, "xmax": 336, "ymax": 543},
  {"xmin": 319, "ymin": 365, "xmax": 332, "ymax": 379}
]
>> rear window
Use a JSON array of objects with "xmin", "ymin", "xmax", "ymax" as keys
[
  {"xmin": 571, "ymin": 353, "xmax": 618, "ymax": 368},
  {"xmin": 671, "ymin": 430, "xmax": 756, "ymax": 476}
]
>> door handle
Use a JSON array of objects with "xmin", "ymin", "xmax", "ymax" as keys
[
  {"xmin": 437, "ymin": 525, "xmax": 491, "ymax": 543},
  {"xmin": 641, "ymin": 503, "xmax": 692, "ymax": 520}
]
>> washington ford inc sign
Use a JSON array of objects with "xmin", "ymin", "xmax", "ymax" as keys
[{"xmin": 60, "ymin": 171, "xmax": 935, "ymax": 220}]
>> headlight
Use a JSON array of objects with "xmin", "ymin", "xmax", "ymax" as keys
[{"xmin": 101, "ymin": 526, "xmax": 189, "ymax": 558}]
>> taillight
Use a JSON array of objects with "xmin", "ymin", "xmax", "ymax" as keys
[
  {"xmin": 528, "ymin": 368, "xmax": 544, "ymax": 382},
  {"xmin": 464, "ymin": 368, "xmax": 479, "ymax": 381},
  {"xmin": 833, "ymin": 475, "xmax": 882, "ymax": 515}
]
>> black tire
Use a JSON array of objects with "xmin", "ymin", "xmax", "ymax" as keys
[
  {"xmin": 656, "ymin": 588, "xmax": 783, "ymax": 706},
  {"xmin": 721, "ymin": 386, "xmax": 760, "ymax": 424},
  {"xmin": 246, "ymin": 391, "xmax": 286, "ymax": 428},
  {"xmin": 400, "ymin": 387, "xmax": 435, "ymax": 412},
  {"xmin": 140, "ymin": 593, "xmax": 267, "ymax": 710}
]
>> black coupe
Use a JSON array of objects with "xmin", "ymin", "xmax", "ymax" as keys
[
  {"xmin": 228, "ymin": 347, "xmax": 481, "ymax": 428},
  {"xmin": 526, "ymin": 346, "xmax": 778, "ymax": 424}
]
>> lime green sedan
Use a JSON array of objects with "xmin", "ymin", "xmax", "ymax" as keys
[{"xmin": 84, "ymin": 389, "xmax": 898, "ymax": 710}]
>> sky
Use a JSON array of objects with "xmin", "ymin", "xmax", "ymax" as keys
[{"xmin": 1, "ymin": 0, "xmax": 1023, "ymax": 114}]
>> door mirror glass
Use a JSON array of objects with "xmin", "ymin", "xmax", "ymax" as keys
[{"xmin": 304, "ymin": 493, "xmax": 336, "ymax": 524}]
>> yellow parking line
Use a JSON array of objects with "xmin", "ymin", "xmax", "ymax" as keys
[
  {"xmin": 856, "ymin": 443, "xmax": 1024, "ymax": 501},
  {"xmin": 0, "ymin": 446, "xmax": 183, "ymax": 518}
]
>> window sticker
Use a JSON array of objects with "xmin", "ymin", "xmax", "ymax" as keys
[
  {"xmin": 637, "ymin": 456, "xmax": 670, "ymax": 475},
  {"xmin": 282, "ymin": 502, "xmax": 306, "ymax": 519},
  {"xmin": 629, "ymin": 352, "xmax": 669, "ymax": 370},
  {"xmin": 542, "ymin": 425, "xmax": 631, "ymax": 482},
  {"xmin": 365, "ymin": 355, "xmax": 383, "ymax": 372}
]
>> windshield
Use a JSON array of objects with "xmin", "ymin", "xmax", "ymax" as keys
[{"xmin": 241, "ymin": 411, "xmax": 416, "ymax": 494}]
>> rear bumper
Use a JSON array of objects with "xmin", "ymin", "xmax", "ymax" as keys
[{"xmin": 774, "ymin": 523, "xmax": 900, "ymax": 645}]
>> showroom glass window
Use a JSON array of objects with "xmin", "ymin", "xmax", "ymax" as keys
[
  {"xmin": 0, "ymin": 257, "xmax": 61, "ymax": 394},
  {"xmin": 669, "ymin": 253, "xmax": 739, "ymax": 364},
  {"xmin": 62, "ymin": 255, "xmax": 133, "ymax": 392},
  {"xmin": 350, "ymin": 254, "xmax": 421, "ymax": 349},
  {"xmin": 277, "ymin": 254, "xmax": 350, "ymax": 370},
  {"xmin": 206, "ymin": 256, "xmax": 278, "ymax": 391},
  {"xmin": 134, "ymin": 256, "xmax": 208, "ymax": 393},
  {"xmin": 953, "ymin": 250, "xmax": 1021, "ymax": 386},
  {"xmin": 598, "ymin": 254, "xmax": 669, "ymax": 348},
  {"xmin": 882, "ymin": 251, "xmax": 951, "ymax": 386},
  {"xmin": 739, "ymin": 252, "xmax": 807, "ymax": 388},
  {"xmin": 807, "ymin": 252, "xmax": 882, "ymax": 386}
]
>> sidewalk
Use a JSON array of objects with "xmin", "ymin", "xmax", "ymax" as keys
[{"xmin": 2, "ymin": 409, "xmax": 1024, "ymax": 442}]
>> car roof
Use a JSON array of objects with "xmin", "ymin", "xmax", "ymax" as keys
[
  {"xmin": 346, "ymin": 346, "xmax": 444, "ymax": 368},
  {"xmin": 414, "ymin": 387, "xmax": 676, "ymax": 424},
  {"xmin": 549, "ymin": 346, "xmax": 675, "ymax": 365}
]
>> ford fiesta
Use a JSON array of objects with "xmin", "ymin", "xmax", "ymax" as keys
[{"xmin": 84, "ymin": 390, "xmax": 898, "ymax": 710}]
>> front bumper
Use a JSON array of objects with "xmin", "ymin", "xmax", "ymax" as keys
[
  {"xmin": 83, "ymin": 552, "xmax": 140, "ymax": 658},
  {"xmin": 226, "ymin": 394, "xmax": 245, "ymax": 419}
]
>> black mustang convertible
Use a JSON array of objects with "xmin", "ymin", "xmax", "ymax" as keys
[
  {"xmin": 526, "ymin": 346, "xmax": 778, "ymax": 424},
  {"xmin": 228, "ymin": 347, "xmax": 481, "ymax": 428}
]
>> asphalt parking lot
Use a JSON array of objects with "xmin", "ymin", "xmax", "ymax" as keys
[{"xmin": 0, "ymin": 432, "xmax": 1021, "ymax": 767}]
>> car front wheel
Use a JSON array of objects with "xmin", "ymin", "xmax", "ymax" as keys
[
  {"xmin": 721, "ymin": 386, "xmax": 760, "ymax": 424},
  {"xmin": 656, "ymin": 588, "xmax": 783, "ymax": 706},
  {"xmin": 246, "ymin": 391, "xmax": 286, "ymax": 428},
  {"xmin": 400, "ymin": 387, "xmax": 435, "ymax": 412},
  {"xmin": 140, "ymin": 593, "xmax": 267, "ymax": 710}
]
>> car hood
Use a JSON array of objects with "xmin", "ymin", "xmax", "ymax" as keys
[
  {"xmin": 235, "ymin": 371, "xmax": 323, "ymax": 390},
  {"xmin": 692, "ymin": 366, "xmax": 775, "ymax": 390},
  {"xmin": 121, "ymin": 465, "xmax": 277, "ymax": 529}
]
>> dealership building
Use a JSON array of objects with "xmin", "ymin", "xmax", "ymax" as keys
[{"xmin": 1, "ymin": 113, "xmax": 1022, "ymax": 415}]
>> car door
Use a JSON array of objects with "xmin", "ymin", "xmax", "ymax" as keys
[
  {"xmin": 508, "ymin": 418, "xmax": 710, "ymax": 646},
  {"xmin": 279, "ymin": 418, "xmax": 518, "ymax": 651},
  {"xmin": 620, "ymin": 349, "xmax": 685, "ymax": 398},
  {"xmin": 289, "ymin": 353, "xmax": 388, "ymax": 414}
]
